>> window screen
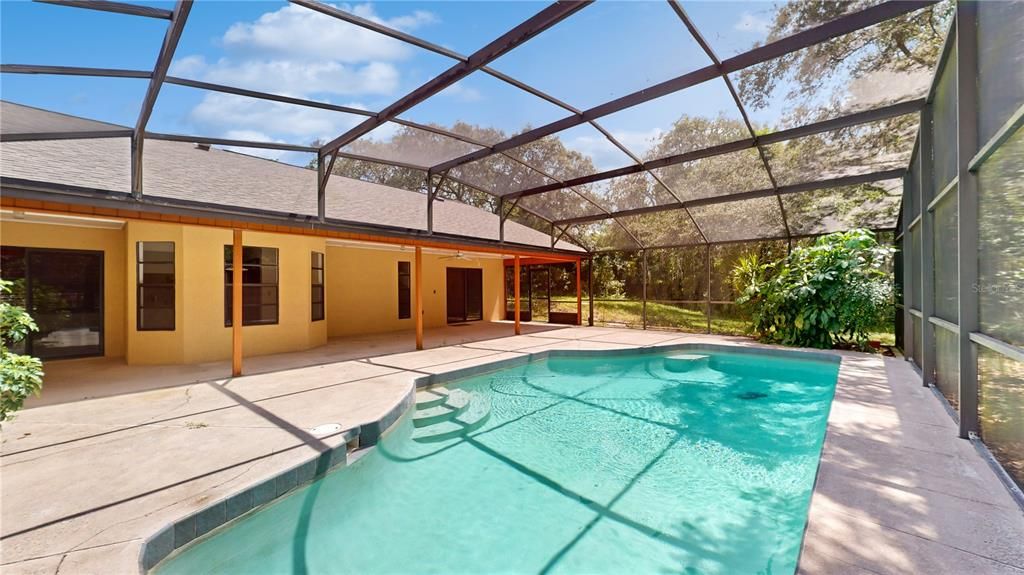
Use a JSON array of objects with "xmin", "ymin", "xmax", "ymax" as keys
[
  {"xmin": 224, "ymin": 246, "xmax": 279, "ymax": 327},
  {"xmin": 311, "ymin": 252, "xmax": 324, "ymax": 322},
  {"xmin": 398, "ymin": 261, "xmax": 411, "ymax": 319},
  {"xmin": 137, "ymin": 242, "xmax": 174, "ymax": 331}
]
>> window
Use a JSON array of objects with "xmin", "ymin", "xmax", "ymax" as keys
[
  {"xmin": 398, "ymin": 261, "xmax": 411, "ymax": 319},
  {"xmin": 224, "ymin": 246, "xmax": 279, "ymax": 326},
  {"xmin": 311, "ymin": 251, "xmax": 324, "ymax": 321},
  {"xmin": 137, "ymin": 242, "xmax": 175, "ymax": 331}
]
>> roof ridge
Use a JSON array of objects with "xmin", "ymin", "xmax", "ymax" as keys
[{"xmin": 0, "ymin": 99, "xmax": 130, "ymax": 131}]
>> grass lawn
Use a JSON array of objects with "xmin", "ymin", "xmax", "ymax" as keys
[{"xmin": 551, "ymin": 298, "xmax": 896, "ymax": 346}]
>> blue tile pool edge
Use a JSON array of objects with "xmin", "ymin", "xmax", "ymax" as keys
[
  {"xmin": 141, "ymin": 342, "xmax": 842, "ymax": 573},
  {"xmin": 139, "ymin": 388, "xmax": 416, "ymax": 573}
]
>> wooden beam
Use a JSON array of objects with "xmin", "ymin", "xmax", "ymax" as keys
[
  {"xmin": 514, "ymin": 255, "xmax": 521, "ymax": 335},
  {"xmin": 231, "ymin": 229, "xmax": 243, "ymax": 377},
  {"xmin": 415, "ymin": 246, "xmax": 424, "ymax": 350},
  {"xmin": 575, "ymin": 256, "xmax": 582, "ymax": 325}
]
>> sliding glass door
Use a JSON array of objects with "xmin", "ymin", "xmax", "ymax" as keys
[
  {"xmin": 0, "ymin": 247, "xmax": 104, "ymax": 359},
  {"xmin": 446, "ymin": 267, "xmax": 483, "ymax": 323}
]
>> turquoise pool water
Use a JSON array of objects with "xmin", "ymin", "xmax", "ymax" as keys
[{"xmin": 156, "ymin": 349, "xmax": 839, "ymax": 575}]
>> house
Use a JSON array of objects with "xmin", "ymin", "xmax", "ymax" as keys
[{"xmin": 0, "ymin": 101, "xmax": 583, "ymax": 368}]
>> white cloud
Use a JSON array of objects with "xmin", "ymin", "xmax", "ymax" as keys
[
  {"xmin": 175, "ymin": 56, "xmax": 399, "ymax": 97},
  {"xmin": 734, "ymin": 12, "xmax": 770, "ymax": 34},
  {"xmin": 190, "ymin": 93, "xmax": 365, "ymax": 144},
  {"xmin": 438, "ymin": 81, "xmax": 482, "ymax": 103},
  {"xmin": 222, "ymin": 3, "xmax": 434, "ymax": 63},
  {"xmin": 168, "ymin": 3, "xmax": 440, "ymax": 150},
  {"xmin": 561, "ymin": 128, "xmax": 664, "ymax": 171}
]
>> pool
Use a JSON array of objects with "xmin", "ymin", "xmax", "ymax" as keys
[{"xmin": 154, "ymin": 348, "xmax": 840, "ymax": 575}]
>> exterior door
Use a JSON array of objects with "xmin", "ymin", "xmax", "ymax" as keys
[
  {"xmin": 446, "ymin": 267, "xmax": 483, "ymax": 323},
  {"xmin": 0, "ymin": 247, "xmax": 104, "ymax": 359}
]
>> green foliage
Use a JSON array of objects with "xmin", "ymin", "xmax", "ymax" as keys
[
  {"xmin": 0, "ymin": 279, "xmax": 44, "ymax": 423},
  {"xmin": 734, "ymin": 230, "xmax": 894, "ymax": 350}
]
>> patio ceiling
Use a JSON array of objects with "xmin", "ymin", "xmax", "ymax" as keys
[{"xmin": 1, "ymin": 0, "xmax": 948, "ymax": 252}]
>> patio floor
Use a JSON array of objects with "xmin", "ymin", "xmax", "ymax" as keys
[{"xmin": 2, "ymin": 324, "xmax": 1022, "ymax": 574}]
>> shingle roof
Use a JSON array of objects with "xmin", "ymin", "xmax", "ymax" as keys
[{"xmin": 0, "ymin": 101, "xmax": 578, "ymax": 251}]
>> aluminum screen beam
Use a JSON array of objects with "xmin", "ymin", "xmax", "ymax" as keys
[
  {"xmin": 554, "ymin": 168, "xmax": 906, "ymax": 226},
  {"xmin": 144, "ymin": 132, "xmax": 318, "ymax": 153},
  {"xmin": 955, "ymin": 0, "xmax": 980, "ymax": 439},
  {"xmin": 1, "ymin": 129, "xmax": 134, "ymax": 142},
  {"xmin": 132, "ymin": 0, "xmax": 192, "ymax": 198},
  {"xmin": 506, "ymin": 99, "xmax": 924, "ymax": 200},
  {"xmin": 667, "ymin": 0, "xmax": 789, "ymax": 239},
  {"xmin": 34, "ymin": 0, "xmax": 172, "ymax": 20},
  {"xmin": 0, "ymin": 64, "xmax": 151, "ymax": 78},
  {"xmin": 431, "ymin": 1, "xmax": 938, "ymax": 174},
  {"xmin": 165, "ymin": 77, "xmax": 376, "ymax": 117},
  {"xmin": 315, "ymin": 0, "xmax": 592, "ymax": 158}
]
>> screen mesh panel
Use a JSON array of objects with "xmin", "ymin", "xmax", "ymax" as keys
[
  {"xmin": 617, "ymin": 208, "xmax": 704, "ymax": 249},
  {"xmin": 908, "ymin": 223, "xmax": 922, "ymax": 310},
  {"xmin": 931, "ymin": 43, "xmax": 959, "ymax": 194},
  {"xmin": 783, "ymin": 179, "xmax": 902, "ymax": 236},
  {"xmin": 591, "ymin": 251, "xmax": 643, "ymax": 327},
  {"xmin": 597, "ymin": 79, "xmax": 750, "ymax": 161},
  {"xmin": 645, "ymin": 245, "xmax": 709, "ymax": 333},
  {"xmin": 978, "ymin": 346, "xmax": 1024, "ymax": 489},
  {"xmin": 765, "ymin": 114, "xmax": 919, "ymax": 187},
  {"xmin": 932, "ymin": 189, "xmax": 959, "ymax": 323},
  {"xmin": 978, "ymin": 129, "xmax": 1024, "ymax": 347},
  {"xmin": 450, "ymin": 154, "xmax": 557, "ymax": 196},
  {"xmin": 398, "ymin": 70, "xmax": 569, "ymax": 147},
  {"xmin": 556, "ymin": 220, "xmax": 640, "ymax": 252},
  {"xmin": 977, "ymin": 0, "xmax": 1024, "ymax": 147},
  {"xmin": 518, "ymin": 189, "xmax": 606, "ymax": 222},
  {"xmin": 652, "ymin": 148, "xmax": 771, "ymax": 202},
  {"xmin": 581, "ymin": 172, "xmax": 679, "ymax": 214},
  {"xmin": 690, "ymin": 196, "xmax": 786, "ymax": 243},
  {"xmin": 729, "ymin": 5, "xmax": 943, "ymax": 131},
  {"xmin": 341, "ymin": 122, "xmax": 484, "ymax": 168},
  {"xmin": 489, "ymin": 0, "xmax": 710, "ymax": 110},
  {"xmin": 933, "ymin": 324, "xmax": 960, "ymax": 411}
]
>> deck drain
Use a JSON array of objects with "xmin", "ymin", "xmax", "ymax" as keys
[{"xmin": 310, "ymin": 423, "xmax": 343, "ymax": 437}]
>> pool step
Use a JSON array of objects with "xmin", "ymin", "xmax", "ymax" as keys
[
  {"xmin": 412, "ymin": 389, "xmax": 471, "ymax": 428},
  {"xmin": 412, "ymin": 395, "xmax": 491, "ymax": 444},
  {"xmin": 415, "ymin": 387, "xmax": 450, "ymax": 410}
]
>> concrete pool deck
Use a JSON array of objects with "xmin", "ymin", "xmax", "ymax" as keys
[{"xmin": 1, "ymin": 325, "xmax": 1022, "ymax": 574}]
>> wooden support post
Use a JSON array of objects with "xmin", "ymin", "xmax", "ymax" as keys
[
  {"xmin": 415, "ymin": 246, "xmax": 423, "ymax": 350},
  {"xmin": 231, "ymin": 229, "xmax": 243, "ymax": 377},
  {"xmin": 576, "ymin": 256, "xmax": 582, "ymax": 326},
  {"xmin": 514, "ymin": 255, "xmax": 521, "ymax": 335}
]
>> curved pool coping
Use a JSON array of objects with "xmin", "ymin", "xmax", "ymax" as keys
[{"xmin": 141, "ymin": 342, "xmax": 841, "ymax": 573}]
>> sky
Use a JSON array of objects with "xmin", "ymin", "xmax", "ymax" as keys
[{"xmin": 1, "ymin": 1, "xmax": 784, "ymax": 168}]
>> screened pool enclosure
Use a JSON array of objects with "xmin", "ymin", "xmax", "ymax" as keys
[{"xmin": 1, "ymin": 1, "xmax": 1022, "ymax": 490}]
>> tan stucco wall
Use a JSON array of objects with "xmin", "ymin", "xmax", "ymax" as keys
[
  {"xmin": 326, "ymin": 246, "xmax": 504, "ymax": 337},
  {"xmin": 2, "ymin": 219, "xmax": 506, "ymax": 365},
  {"xmin": 0, "ymin": 220, "xmax": 127, "ymax": 359}
]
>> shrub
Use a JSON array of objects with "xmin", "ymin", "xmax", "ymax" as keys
[
  {"xmin": 732, "ymin": 229, "xmax": 894, "ymax": 350},
  {"xmin": 1, "ymin": 279, "xmax": 44, "ymax": 423}
]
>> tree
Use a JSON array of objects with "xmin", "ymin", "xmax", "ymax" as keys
[{"xmin": 1, "ymin": 279, "xmax": 44, "ymax": 423}]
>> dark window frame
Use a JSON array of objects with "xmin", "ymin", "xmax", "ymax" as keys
[
  {"xmin": 224, "ymin": 245, "xmax": 279, "ymax": 327},
  {"xmin": 398, "ymin": 261, "xmax": 411, "ymax": 319},
  {"xmin": 311, "ymin": 251, "xmax": 325, "ymax": 322},
  {"xmin": 136, "ymin": 241, "xmax": 175, "ymax": 331},
  {"xmin": 0, "ymin": 246, "xmax": 105, "ymax": 359}
]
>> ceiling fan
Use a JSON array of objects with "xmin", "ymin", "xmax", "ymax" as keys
[{"xmin": 440, "ymin": 250, "xmax": 475, "ymax": 261}]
